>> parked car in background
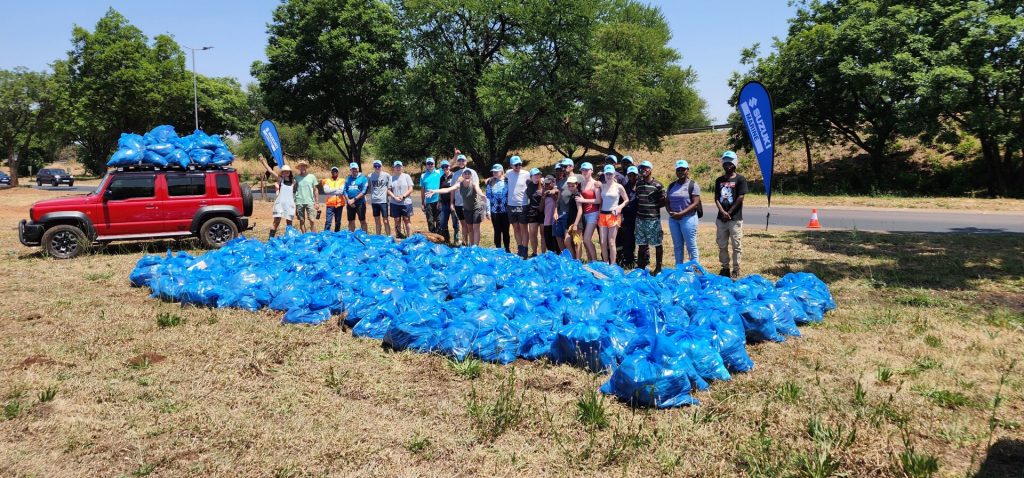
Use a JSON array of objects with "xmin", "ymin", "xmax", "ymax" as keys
[
  {"xmin": 0, "ymin": 171, "xmax": 10, "ymax": 186},
  {"xmin": 20, "ymin": 167, "xmax": 254, "ymax": 259},
  {"xmin": 36, "ymin": 168, "xmax": 74, "ymax": 187}
]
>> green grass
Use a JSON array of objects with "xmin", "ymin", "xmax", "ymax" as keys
[
  {"xmin": 447, "ymin": 357, "xmax": 483, "ymax": 380},
  {"xmin": 37, "ymin": 386, "xmax": 57, "ymax": 403},
  {"xmin": 876, "ymin": 364, "xmax": 894, "ymax": 384},
  {"xmin": 405, "ymin": 432, "xmax": 432, "ymax": 454},
  {"xmin": 467, "ymin": 369, "xmax": 525, "ymax": 441},
  {"xmin": 575, "ymin": 388, "xmax": 609, "ymax": 430},
  {"xmin": 156, "ymin": 311, "xmax": 183, "ymax": 328},
  {"xmin": 918, "ymin": 389, "xmax": 973, "ymax": 409}
]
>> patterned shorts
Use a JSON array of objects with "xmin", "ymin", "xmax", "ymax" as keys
[{"xmin": 635, "ymin": 218, "xmax": 663, "ymax": 246}]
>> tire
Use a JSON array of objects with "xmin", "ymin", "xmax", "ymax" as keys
[
  {"xmin": 42, "ymin": 225, "xmax": 89, "ymax": 259},
  {"xmin": 240, "ymin": 183, "xmax": 253, "ymax": 216},
  {"xmin": 37, "ymin": 180, "xmax": 42, "ymax": 187},
  {"xmin": 51, "ymin": 180, "xmax": 58, "ymax": 187},
  {"xmin": 198, "ymin": 217, "xmax": 238, "ymax": 249},
  {"xmin": 68, "ymin": 181, "xmax": 74, "ymax": 187}
]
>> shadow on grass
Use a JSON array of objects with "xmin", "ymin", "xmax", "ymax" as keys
[
  {"xmin": 764, "ymin": 230, "xmax": 1024, "ymax": 291},
  {"xmin": 975, "ymin": 438, "xmax": 1024, "ymax": 478}
]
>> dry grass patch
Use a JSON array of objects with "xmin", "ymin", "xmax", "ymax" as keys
[{"xmin": 0, "ymin": 189, "xmax": 1022, "ymax": 477}]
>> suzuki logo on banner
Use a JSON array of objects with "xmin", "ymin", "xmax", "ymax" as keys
[{"xmin": 740, "ymin": 97, "xmax": 772, "ymax": 155}]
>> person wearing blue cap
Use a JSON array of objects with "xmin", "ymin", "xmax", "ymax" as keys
[
  {"xmin": 505, "ymin": 155, "xmax": 531, "ymax": 257},
  {"xmin": 437, "ymin": 159, "xmax": 458, "ymax": 245},
  {"xmin": 596, "ymin": 164, "xmax": 630, "ymax": 265},
  {"xmin": 419, "ymin": 157, "xmax": 443, "ymax": 235},
  {"xmin": 427, "ymin": 168, "xmax": 486, "ymax": 246},
  {"xmin": 616, "ymin": 164, "xmax": 641, "ymax": 267},
  {"xmin": 387, "ymin": 161, "xmax": 414, "ymax": 239},
  {"xmin": 666, "ymin": 159, "xmax": 701, "ymax": 266},
  {"xmin": 714, "ymin": 151, "xmax": 747, "ymax": 277},
  {"xmin": 449, "ymin": 152, "xmax": 478, "ymax": 246},
  {"xmin": 368, "ymin": 159, "xmax": 391, "ymax": 236},
  {"xmin": 486, "ymin": 164, "xmax": 510, "ymax": 252},
  {"xmin": 343, "ymin": 162, "xmax": 368, "ymax": 232},
  {"xmin": 525, "ymin": 167, "xmax": 545, "ymax": 256},
  {"xmin": 322, "ymin": 166, "xmax": 346, "ymax": 232},
  {"xmin": 600, "ymin": 154, "xmax": 626, "ymax": 186},
  {"xmin": 635, "ymin": 160, "xmax": 666, "ymax": 275}
]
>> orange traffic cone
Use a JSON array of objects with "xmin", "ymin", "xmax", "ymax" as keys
[{"xmin": 806, "ymin": 209, "xmax": 822, "ymax": 229}]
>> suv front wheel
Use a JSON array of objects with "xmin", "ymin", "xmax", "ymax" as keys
[
  {"xmin": 42, "ymin": 225, "xmax": 89, "ymax": 259},
  {"xmin": 199, "ymin": 217, "xmax": 238, "ymax": 249}
]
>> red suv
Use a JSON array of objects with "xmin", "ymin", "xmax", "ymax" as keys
[{"xmin": 20, "ymin": 167, "xmax": 253, "ymax": 259}]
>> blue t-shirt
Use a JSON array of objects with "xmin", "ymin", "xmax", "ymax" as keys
[
  {"xmin": 486, "ymin": 178, "xmax": 508, "ymax": 214},
  {"xmin": 344, "ymin": 174, "xmax": 368, "ymax": 203},
  {"xmin": 419, "ymin": 170, "xmax": 442, "ymax": 204}
]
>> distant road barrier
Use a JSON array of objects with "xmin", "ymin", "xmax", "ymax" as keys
[{"xmin": 678, "ymin": 123, "xmax": 731, "ymax": 134}]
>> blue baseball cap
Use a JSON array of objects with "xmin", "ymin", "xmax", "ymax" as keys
[
  {"xmin": 349, "ymin": 162, "xmax": 359, "ymax": 169},
  {"xmin": 425, "ymin": 157, "xmax": 435, "ymax": 164},
  {"xmin": 606, "ymin": 154, "xmax": 618, "ymax": 163},
  {"xmin": 509, "ymin": 156, "xmax": 522, "ymax": 166},
  {"xmin": 456, "ymin": 154, "xmax": 467, "ymax": 161},
  {"xmin": 559, "ymin": 158, "xmax": 574, "ymax": 167},
  {"xmin": 393, "ymin": 161, "xmax": 403, "ymax": 167},
  {"xmin": 530, "ymin": 167, "xmax": 541, "ymax": 176},
  {"xmin": 602, "ymin": 164, "xmax": 615, "ymax": 174},
  {"xmin": 491, "ymin": 164, "xmax": 504, "ymax": 172},
  {"xmin": 627, "ymin": 166, "xmax": 639, "ymax": 174},
  {"xmin": 580, "ymin": 162, "xmax": 593, "ymax": 171},
  {"xmin": 639, "ymin": 160, "xmax": 653, "ymax": 169},
  {"xmin": 440, "ymin": 160, "xmax": 450, "ymax": 167},
  {"xmin": 622, "ymin": 155, "xmax": 634, "ymax": 165},
  {"xmin": 721, "ymin": 151, "xmax": 738, "ymax": 164},
  {"xmin": 674, "ymin": 160, "xmax": 689, "ymax": 169},
  {"xmin": 372, "ymin": 160, "xmax": 382, "ymax": 167}
]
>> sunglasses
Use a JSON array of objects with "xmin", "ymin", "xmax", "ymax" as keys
[{"xmin": 373, "ymin": 165, "xmax": 381, "ymax": 168}]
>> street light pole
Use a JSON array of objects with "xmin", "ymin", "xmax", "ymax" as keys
[{"xmin": 185, "ymin": 45, "xmax": 213, "ymax": 131}]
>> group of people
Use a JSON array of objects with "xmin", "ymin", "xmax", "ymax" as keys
[{"xmin": 260, "ymin": 150, "xmax": 749, "ymax": 278}]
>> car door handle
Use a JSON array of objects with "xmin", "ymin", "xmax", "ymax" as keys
[
  {"xmin": 145, "ymin": 204, "xmax": 157, "ymax": 210},
  {"xmin": 199, "ymin": 201, "xmax": 209, "ymax": 206}
]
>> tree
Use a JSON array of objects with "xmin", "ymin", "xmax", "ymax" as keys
[
  {"xmin": 54, "ymin": 8, "xmax": 192, "ymax": 174},
  {"xmin": 195, "ymin": 76, "xmax": 249, "ymax": 138},
  {"xmin": 397, "ymin": 0, "xmax": 598, "ymax": 169},
  {"xmin": 920, "ymin": 0, "xmax": 1024, "ymax": 197},
  {"xmin": 0, "ymin": 68, "xmax": 54, "ymax": 186},
  {"xmin": 740, "ymin": 0, "xmax": 937, "ymax": 178},
  {"xmin": 548, "ymin": 0, "xmax": 707, "ymax": 159},
  {"xmin": 252, "ymin": 0, "xmax": 407, "ymax": 165}
]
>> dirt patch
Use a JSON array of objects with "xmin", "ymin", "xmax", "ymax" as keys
[
  {"xmin": 978, "ymin": 291, "xmax": 1024, "ymax": 313},
  {"xmin": 17, "ymin": 355, "xmax": 60, "ymax": 368},
  {"xmin": 127, "ymin": 352, "xmax": 166, "ymax": 367},
  {"xmin": 19, "ymin": 313, "xmax": 43, "ymax": 321}
]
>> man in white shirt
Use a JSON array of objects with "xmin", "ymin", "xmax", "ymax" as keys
[{"xmin": 504, "ymin": 155, "xmax": 531, "ymax": 258}]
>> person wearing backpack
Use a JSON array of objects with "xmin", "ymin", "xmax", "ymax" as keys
[{"xmin": 666, "ymin": 159, "xmax": 702, "ymax": 267}]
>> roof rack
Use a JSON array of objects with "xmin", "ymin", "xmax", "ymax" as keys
[{"xmin": 112, "ymin": 163, "xmax": 235, "ymax": 173}]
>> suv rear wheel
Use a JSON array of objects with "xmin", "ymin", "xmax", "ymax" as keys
[
  {"xmin": 199, "ymin": 217, "xmax": 238, "ymax": 249},
  {"xmin": 240, "ymin": 183, "xmax": 253, "ymax": 216},
  {"xmin": 42, "ymin": 225, "xmax": 89, "ymax": 259}
]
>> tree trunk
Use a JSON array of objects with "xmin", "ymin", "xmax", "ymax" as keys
[
  {"xmin": 7, "ymin": 146, "xmax": 18, "ymax": 187},
  {"xmin": 802, "ymin": 132, "xmax": 813, "ymax": 189},
  {"xmin": 979, "ymin": 137, "xmax": 1004, "ymax": 197}
]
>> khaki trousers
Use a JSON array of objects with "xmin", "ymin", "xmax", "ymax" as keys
[{"xmin": 715, "ymin": 218, "xmax": 743, "ymax": 275}]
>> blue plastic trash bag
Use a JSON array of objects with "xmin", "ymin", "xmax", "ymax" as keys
[
  {"xmin": 283, "ymin": 307, "xmax": 332, "ymax": 325},
  {"xmin": 142, "ymin": 150, "xmax": 169, "ymax": 167},
  {"xmin": 550, "ymin": 320, "xmax": 610, "ymax": 372},
  {"xmin": 738, "ymin": 300, "xmax": 785, "ymax": 343},
  {"xmin": 600, "ymin": 334, "xmax": 699, "ymax": 408}
]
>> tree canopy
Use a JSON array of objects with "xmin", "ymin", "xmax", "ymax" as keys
[{"xmin": 252, "ymin": 0, "xmax": 407, "ymax": 165}]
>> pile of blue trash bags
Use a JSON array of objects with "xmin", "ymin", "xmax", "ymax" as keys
[
  {"xmin": 107, "ymin": 125, "xmax": 234, "ymax": 168},
  {"xmin": 130, "ymin": 229, "xmax": 835, "ymax": 408}
]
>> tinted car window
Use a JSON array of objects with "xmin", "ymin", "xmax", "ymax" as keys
[
  {"xmin": 107, "ymin": 175, "xmax": 155, "ymax": 200},
  {"xmin": 167, "ymin": 174, "xmax": 207, "ymax": 197},
  {"xmin": 215, "ymin": 174, "xmax": 231, "ymax": 195},
  {"xmin": 52, "ymin": 169, "xmax": 67, "ymax": 175}
]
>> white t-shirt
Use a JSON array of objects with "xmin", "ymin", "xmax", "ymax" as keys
[
  {"xmin": 505, "ymin": 169, "xmax": 530, "ymax": 207},
  {"xmin": 389, "ymin": 173, "xmax": 414, "ymax": 205}
]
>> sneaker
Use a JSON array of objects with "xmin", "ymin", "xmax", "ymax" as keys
[{"xmin": 719, "ymin": 267, "xmax": 730, "ymax": 277}]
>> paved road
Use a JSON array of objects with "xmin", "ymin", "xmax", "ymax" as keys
[{"xmin": 22, "ymin": 185, "xmax": 1024, "ymax": 234}]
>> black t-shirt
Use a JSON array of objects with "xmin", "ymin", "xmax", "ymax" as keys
[
  {"xmin": 635, "ymin": 178, "xmax": 665, "ymax": 220},
  {"xmin": 526, "ymin": 181, "xmax": 542, "ymax": 216},
  {"xmin": 623, "ymin": 180, "xmax": 639, "ymax": 218},
  {"xmin": 714, "ymin": 173, "xmax": 748, "ymax": 221}
]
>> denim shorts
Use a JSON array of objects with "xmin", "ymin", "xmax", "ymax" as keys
[{"xmin": 552, "ymin": 214, "xmax": 569, "ymax": 237}]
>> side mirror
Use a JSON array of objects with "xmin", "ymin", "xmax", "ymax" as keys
[{"xmin": 103, "ymin": 189, "xmax": 113, "ymax": 201}]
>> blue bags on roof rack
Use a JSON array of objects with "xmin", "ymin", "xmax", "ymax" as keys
[{"xmin": 107, "ymin": 125, "xmax": 234, "ymax": 168}]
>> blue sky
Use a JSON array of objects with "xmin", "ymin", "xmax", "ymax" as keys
[{"xmin": 1, "ymin": 0, "xmax": 794, "ymax": 123}]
